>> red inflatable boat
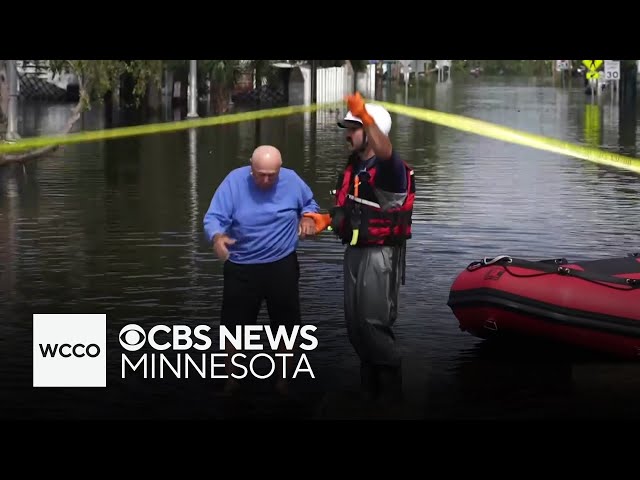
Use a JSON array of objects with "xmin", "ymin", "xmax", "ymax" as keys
[{"xmin": 447, "ymin": 254, "xmax": 640, "ymax": 359}]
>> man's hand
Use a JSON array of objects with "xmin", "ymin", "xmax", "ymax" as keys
[
  {"xmin": 346, "ymin": 92, "xmax": 374, "ymax": 126},
  {"xmin": 298, "ymin": 216, "xmax": 317, "ymax": 238},
  {"xmin": 346, "ymin": 91, "xmax": 392, "ymax": 160},
  {"xmin": 303, "ymin": 212, "xmax": 332, "ymax": 234},
  {"xmin": 213, "ymin": 233, "xmax": 236, "ymax": 261}
]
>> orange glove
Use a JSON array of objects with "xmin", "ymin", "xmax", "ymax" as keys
[
  {"xmin": 303, "ymin": 212, "xmax": 332, "ymax": 233},
  {"xmin": 345, "ymin": 92, "xmax": 374, "ymax": 127}
]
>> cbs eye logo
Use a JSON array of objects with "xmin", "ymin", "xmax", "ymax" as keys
[{"xmin": 119, "ymin": 324, "xmax": 146, "ymax": 352}]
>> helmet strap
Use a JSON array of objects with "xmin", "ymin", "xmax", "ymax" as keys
[{"xmin": 357, "ymin": 131, "xmax": 368, "ymax": 154}]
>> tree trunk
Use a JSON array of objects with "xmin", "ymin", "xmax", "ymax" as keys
[
  {"xmin": 375, "ymin": 60, "xmax": 383, "ymax": 100},
  {"xmin": 0, "ymin": 61, "xmax": 8, "ymax": 125},
  {"xmin": 147, "ymin": 81, "xmax": 161, "ymax": 112},
  {"xmin": 209, "ymin": 82, "xmax": 230, "ymax": 114},
  {"xmin": 0, "ymin": 87, "xmax": 85, "ymax": 166}
]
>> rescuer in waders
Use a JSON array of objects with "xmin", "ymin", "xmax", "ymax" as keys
[{"xmin": 307, "ymin": 93, "xmax": 415, "ymax": 404}]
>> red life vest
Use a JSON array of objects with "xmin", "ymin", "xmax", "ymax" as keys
[{"xmin": 332, "ymin": 156, "xmax": 415, "ymax": 247}]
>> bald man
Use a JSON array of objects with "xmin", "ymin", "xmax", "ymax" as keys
[{"xmin": 203, "ymin": 145, "xmax": 319, "ymax": 395}]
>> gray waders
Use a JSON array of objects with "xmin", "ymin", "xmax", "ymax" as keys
[{"xmin": 344, "ymin": 243, "xmax": 406, "ymax": 403}]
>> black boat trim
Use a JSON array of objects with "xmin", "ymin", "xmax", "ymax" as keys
[
  {"xmin": 447, "ymin": 288, "xmax": 640, "ymax": 338},
  {"xmin": 465, "ymin": 256, "xmax": 640, "ymax": 289}
]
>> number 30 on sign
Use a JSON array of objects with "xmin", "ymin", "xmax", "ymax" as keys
[{"xmin": 604, "ymin": 60, "xmax": 620, "ymax": 80}]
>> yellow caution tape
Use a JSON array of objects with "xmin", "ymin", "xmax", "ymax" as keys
[
  {"xmin": 373, "ymin": 100, "xmax": 640, "ymax": 175},
  {"xmin": 2, "ymin": 97, "xmax": 640, "ymax": 176},
  {"xmin": 0, "ymin": 101, "xmax": 343, "ymax": 155}
]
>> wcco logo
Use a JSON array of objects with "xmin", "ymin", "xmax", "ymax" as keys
[
  {"xmin": 39, "ymin": 343, "xmax": 101, "ymax": 358},
  {"xmin": 33, "ymin": 314, "xmax": 106, "ymax": 388}
]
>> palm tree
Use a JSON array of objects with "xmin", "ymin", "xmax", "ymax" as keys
[{"xmin": 201, "ymin": 60, "xmax": 242, "ymax": 114}]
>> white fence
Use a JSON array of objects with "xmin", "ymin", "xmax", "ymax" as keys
[{"xmin": 289, "ymin": 63, "xmax": 376, "ymax": 106}]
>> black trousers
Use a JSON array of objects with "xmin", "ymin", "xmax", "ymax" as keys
[{"xmin": 221, "ymin": 252, "xmax": 301, "ymax": 334}]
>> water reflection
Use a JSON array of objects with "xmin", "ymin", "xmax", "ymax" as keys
[
  {"xmin": 0, "ymin": 171, "xmax": 18, "ymax": 300},
  {"xmin": 584, "ymin": 103, "xmax": 602, "ymax": 146},
  {"xmin": 619, "ymin": 99, "xmax": 638, "ymax": 157},
  {"xmin": 188, "ymin": 128, "xmax": 198, "ymax": 312}
]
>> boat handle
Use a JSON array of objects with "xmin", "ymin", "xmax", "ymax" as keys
[{"xmin": 483, "ymin": 320, "xmax": 498, "ymax": 331}]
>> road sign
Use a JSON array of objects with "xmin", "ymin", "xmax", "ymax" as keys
[
  {"xmin": 556, "ymin": 60, "xmax": 570, "ymax": 71},
  {"xmin": 583, "ymin": 60, "xmax": 602, "ymax": 80},
  {"xmin": 604, "ymin": 60, "xmax": 620, "ymax": 81},
  {"xmin": 583, "ymin": 60, "xmax": 603, "ymax": 71}
]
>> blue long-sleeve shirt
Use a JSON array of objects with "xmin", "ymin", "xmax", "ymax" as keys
[{"xmin": 203, "ymin": 166, "xmax": 320, "ymax": 264}]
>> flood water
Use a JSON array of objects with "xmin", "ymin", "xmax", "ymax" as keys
[{"xmin": 1, "ymin": 75, "xmax": 640, "ymax": 420}]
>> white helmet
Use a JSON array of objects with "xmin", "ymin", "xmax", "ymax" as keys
[{"xmin": 337, "ymin": 103, "xmax": 392, "ymax": 136}]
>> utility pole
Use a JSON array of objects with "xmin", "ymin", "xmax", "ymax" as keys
[
  {"xmin": 6, "ymin": 60, "xmax": 20, "ymax": 140},
  {"xmin": 187, "ymin": 60, "xmax": 199, "ymax": 118},
  {"xmin": 310, "ymin": 60, "xmax": 317, "ymax": 105},
  {"xmin": 376, "ymin": 60, "xmax": 383, "ymax": 100}
]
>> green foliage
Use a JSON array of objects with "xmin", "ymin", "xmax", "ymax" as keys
[
  {"xmin": 41, "ymin": 59, "xmax": 375, "ymax": 113},
  {"xmin": 250, "ymin": 60, "xmax": 288, "ymax": 86},
  {"xmin": 163, "ymin": 60, "xmax": 189, "ymax": 72},
  {"xmin": 348, "ymin": 60, "xmax": 369, "ymax": 72},
  {"xmin": 49, "ymin": 60, "xmax": 164, "ymax": 110},
  {"xmin": 201, "ymin": 60, "xmax": 242, "ymax": 87},
  {"xmin": 128, "ymin": 60, "xmax": 164, "ymax": 98}
]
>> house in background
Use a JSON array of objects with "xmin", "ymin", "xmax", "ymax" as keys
[{"xmin": 16, "ymin": 60, "xmax": 79, "ymax": 101}]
